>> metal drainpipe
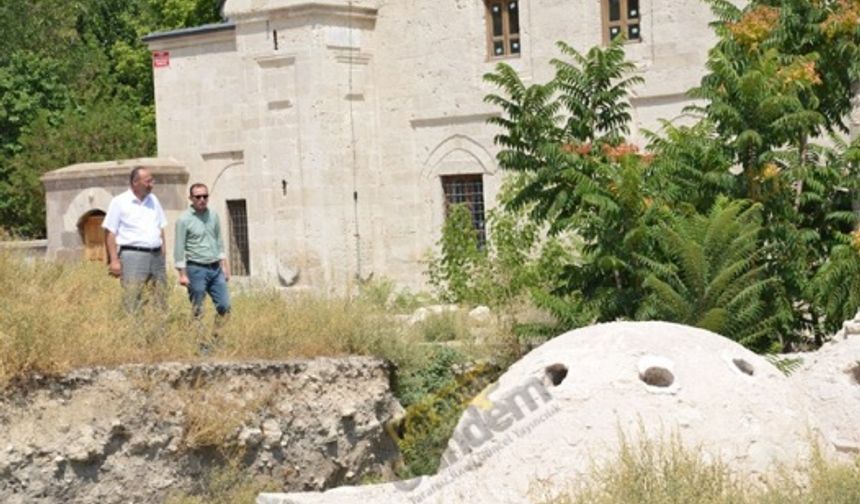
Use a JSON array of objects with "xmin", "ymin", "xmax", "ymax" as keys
[{"xmin": 348, "ymin": 0, "xmax": 363, "ymax": 282}]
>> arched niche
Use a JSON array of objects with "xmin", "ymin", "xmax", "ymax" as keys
[
  {"xmin": 421, "ymin": 134, "xmax": 497, "ymax": 180},
  {"xmin": 62, "ymin": 188, "xmax": 114, "ymax": 232},
  {"xmin": 77, "ymin": 210, "xmax": 107, "ymax": 262},
  {"xmin": 421, "ymin": 134, "xmax": 499, "ymax": 241}
]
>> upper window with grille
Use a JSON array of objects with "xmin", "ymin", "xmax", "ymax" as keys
[
  {"xmin": 486, "ymin": 0, "xmax": 520, "ymax": 59},
  {"xmin": 603, "ymin": 0, "xmax": 641, "ymax": 43}
]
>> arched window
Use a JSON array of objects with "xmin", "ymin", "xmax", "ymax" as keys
[
  {"xmin": 441, "ymin": 174, "xmax": 486, "ymax": 248},
  {"xmin": 485, "ymin": 0, "xmax": 520, "ymax": 58},
  {"xmin": 602, "ymin": 0, "xmax": 641, "ymax": 43}
]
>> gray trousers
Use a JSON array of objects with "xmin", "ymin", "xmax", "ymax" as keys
[{"xmin": 120, "ymin": 249, "xmax": 167, "ymax": 313}]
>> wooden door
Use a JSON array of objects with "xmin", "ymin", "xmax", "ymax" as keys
[{"xmin": 83, "ymin": 215, "xmax": 106, "ymax": 262}]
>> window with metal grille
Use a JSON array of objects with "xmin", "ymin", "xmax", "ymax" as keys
[
  {"xmin": 485, "ymin": 0, "xmax": 520, "ymax": 59},
  {"xmin": 226, "ymin": 199, "xmax": 250, "ymax": 276},
  {"xmin": 603, "ymin": 0, "xmax": 641, "ymax": 43},
  {"xmin": 441, "ymin": 174, "xmax": 486, "ymax": 248}
]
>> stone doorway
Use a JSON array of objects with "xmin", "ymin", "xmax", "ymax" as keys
[{"xmin": 79, "ymin": 211, "xmax": 106, "ymax": 262}]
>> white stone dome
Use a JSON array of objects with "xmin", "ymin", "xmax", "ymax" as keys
[
  {"xmin": 790, "ymin": 335, "xmax": 860, "ymax": 460},
  {"xmin": 260, "ymin": 321, "xmax": 824, "ymax": 504}
]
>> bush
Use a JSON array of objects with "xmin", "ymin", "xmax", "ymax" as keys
[
  {"xmin": 391, "ymin": 356, "xmax": 503, "ymax": 478},
  {"xmin": 426, "ymin": 184, "xmax": 574, "ymax": 311},
  {"xmin": 395, "ymin": 346, "xmax": 467, "ymax": 408},
  {"xmin": 356, "ymin": 277, "xmax": 426, "ymax": 312},
  {"xmin": 413, "ymin": 312, "xmax": 471, "ymax": 343},
  {"xmin": 426, "ymin": 204, "xmax": 486, "ymax": 304}
]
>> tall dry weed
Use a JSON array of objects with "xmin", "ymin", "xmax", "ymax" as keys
[
  {"xmin": 0, "ymin": 251, "xmax": 496, "ymax": 386},
  {"xmin": 533, "ymin": 435, "xmax": 860, "ymax": 504}
]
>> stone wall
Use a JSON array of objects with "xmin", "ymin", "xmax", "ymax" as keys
[{"xmin": 0, "ymin": 240, "xmax": 47, "ymax": 262}]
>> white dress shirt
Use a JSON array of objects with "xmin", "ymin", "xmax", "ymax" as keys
[{"xmin": 102, "ymin": 189, "xmax": 167, "ymax": 248}]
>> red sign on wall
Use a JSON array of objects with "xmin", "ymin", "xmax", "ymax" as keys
[{"xmin": 152, "ymin": 51, "xmax": 170, "ymax": 68}]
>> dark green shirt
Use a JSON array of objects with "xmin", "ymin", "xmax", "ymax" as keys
[{"xmin": 174, "ymin": 207, "xmax": 226, "ymax": 268}]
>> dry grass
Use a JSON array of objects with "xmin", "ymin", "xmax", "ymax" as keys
[
  {"xmin": 0, "ymin": 251, "xmax": 515, "ymax": 387},
  {"xmin": 178, "ymin": 380, "xmax": 278, "ymax": 452},
  {"xmin": 533, "ymin": 435, "xmax": 860, "ymax": 504},
  {"xmin": 164, "ymin": 461, "xmax": 279, "ymax": 504},
  {"xmin": 181, "ymin": 392, "xmax": 247, "ymax": 452}
]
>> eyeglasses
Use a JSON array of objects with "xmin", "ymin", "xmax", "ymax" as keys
[{"xmin": 192, "ymin": 194, "xmax": 209, "ymax": 200}]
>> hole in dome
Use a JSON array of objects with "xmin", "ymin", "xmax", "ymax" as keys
[
  {"xmin": 640, "ymin": 367, "xmax": 674, "ymax": 388},
  {"xmin": 545, "ymin": 363, "xmax": 568, "ymax": 386},
  {"xmin": 733, "ymin": 358, "xmax": 755, "ymax": 376},
  {"xmin": 848, "ymin": 362, "xmax": 860, "ymax": 386}
]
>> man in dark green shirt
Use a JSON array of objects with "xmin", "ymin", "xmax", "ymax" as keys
[{"xmin": 174, "ymin": 183, "xmax": 231, "ymax": 326}]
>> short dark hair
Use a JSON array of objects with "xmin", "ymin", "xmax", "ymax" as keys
[
  {"xmin": 129, "ymin": 166, "xmax": 147, "ymax": 185},
  {"xmin": 189, "ymin": 183, "xmax": 208, "ymax": 196}
]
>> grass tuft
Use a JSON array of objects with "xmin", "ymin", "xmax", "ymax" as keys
[
  {"xmin": 533, "ymin": 435, "xmax": 860, "ymax": 504},
  {"xmin": 164, "ymin": 461, "xmax": 279, "ymax": 504}
]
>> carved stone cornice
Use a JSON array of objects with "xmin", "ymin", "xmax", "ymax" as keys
[
  {"xmin": 143, "ymin": 23, "xmax": 236, "ymax": 51},
  {"xmin": 332, "ymin": 49, "xmax": 372, "ymax": 65},
  {"xmin": 42, "ymin": 158, "xmax": 188, "ymax": 191},
  {"xmin": 224, "ymin": 1, "xmax": 378, "ymax": 24}
]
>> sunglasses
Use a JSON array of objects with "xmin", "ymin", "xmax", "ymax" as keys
[{"xmin": 192, "ymin": 194, "xmax": 209, "ymax": 200}]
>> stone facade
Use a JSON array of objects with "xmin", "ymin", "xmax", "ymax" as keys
[
  {"xmin": 141, "ymin": 0, "xmax": 719, "ymax": 292},
  {"xmin": 41, "ymin": 158, "xmax": 188, "ymax": 262}
]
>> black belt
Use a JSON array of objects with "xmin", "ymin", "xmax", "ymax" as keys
[
  {"xmin": 187, "ymin": 260, "xmax": 220, "ymax": 268},
  {"xmin": 120, "ymin": 245, "xmax": 162, "ymax": 253}
]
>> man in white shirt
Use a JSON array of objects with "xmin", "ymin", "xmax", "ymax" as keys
[{"xmin": 102, "ymin": 167, "xmax": 168, "ymax": 313}]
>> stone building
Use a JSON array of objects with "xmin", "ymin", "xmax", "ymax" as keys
[
  {"xmin": 138, "ymin": 0, "xmax": 718, "ymax": 292},
  {"xmin": 41, "ymin": 159, "xmax": 188, "ymax": 263}
]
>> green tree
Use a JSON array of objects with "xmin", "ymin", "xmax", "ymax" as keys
[
  {"xmin": 643, "ymin": 120, "xmax": 735, "ymax": 215},
  {"xmin": 484, "ymin": 41, "xmax": 660, "ymax": 325},
  {"xmin": 0, "ymin": 53, "xmax": 71, "ymax": 157},
  {"xmin": 637, "ymin": 199, "xmax": 784, "ymax": 350},
  {"xmin": 683, "ymin": 0, "xmax": 860, "ymax": 342},
  {"xmin": 0, "ymin": 0, "xmax": 222, "ymax": 236},
  {"xmin": 1, "ymin": 99, "xmax": 155, "ymax": 237},
  {"xmin": 0, "ymin": 1, "xmax": 81, "ymax": 56},
  {"xmin": 479, "ymin": 4, "xmax": 860, "ymax": 348},
  {"xmin": 807, "ymin": 136, "xmax": 860, "ymax": 333}
]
